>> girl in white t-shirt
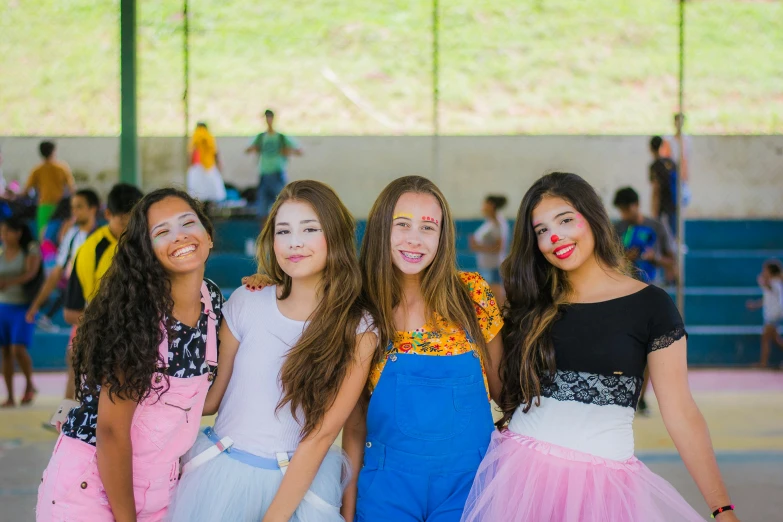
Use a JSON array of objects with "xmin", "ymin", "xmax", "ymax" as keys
[
  {"xmin": 469, "ymin": 195, "xmax": 509, "ymax": 303},
  {"xmin": 169, "ymin": 180, "xmax": 378, "ymax": 522},
  {"xmin": 747, "ymin": 259, "xmax": 783, "ymax": 367}
]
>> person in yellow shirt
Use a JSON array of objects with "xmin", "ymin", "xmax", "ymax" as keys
[
  {"xmin": 23, "ymin": 141, "xmax": 77, "ymax": 234},
  {"xmin": 187, "ymin": 122, "xmax": 226, "ymax": 202},
  {"xmin": 63, "ymin": 183, "xmax": 143, "ymax": 324}
]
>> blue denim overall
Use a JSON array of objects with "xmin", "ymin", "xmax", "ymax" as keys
[{"xmin": 355, "ymin": 345, "xmax": 494, "ymax": 522}]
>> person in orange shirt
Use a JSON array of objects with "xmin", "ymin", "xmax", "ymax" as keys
[{"xmin": 24, "ymin": 141, "xmax": 76, "ymax": 234}]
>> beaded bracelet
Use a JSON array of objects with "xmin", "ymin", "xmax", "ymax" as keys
[{"xmin": 711, "ymin": 504, "xmax": 735, "ymax": 518}]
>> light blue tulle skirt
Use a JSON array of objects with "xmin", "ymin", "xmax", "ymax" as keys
[{"xmin": 167, "ymin": 431, "xmax": 350, "ymax": 522}]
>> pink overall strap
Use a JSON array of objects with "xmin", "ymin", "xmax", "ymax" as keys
[
  {"xmin": 155, "ymin": 281, "xmax": 216, "ymax": 366},
  {"xmin": 200, "ymin": 281, "xmax": 218, "ymax": 366}
]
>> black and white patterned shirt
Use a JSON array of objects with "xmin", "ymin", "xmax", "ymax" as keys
[{"xmin": 62, "ymin": 279, "xmax": 224, "ymax": 446}]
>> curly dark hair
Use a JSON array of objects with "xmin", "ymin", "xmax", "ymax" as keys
[{"xmin": 72, "ymin": 188, "xmax": 214, "ymax": 403}]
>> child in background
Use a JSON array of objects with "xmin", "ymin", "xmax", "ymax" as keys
[
  {"xmin": 23, "ymin": 141, "xmax": 76, "ymax": 235},
  {"xmin": 0, "ymin": 217, "xmax": 42, "ymax": 407},
  {"xmin": 746, "ymin": 260, "xmax": 783, "ymax": 368},
  {"xmin": 469, "ymin": 194, "xmax": 509, "ymax": 305}
]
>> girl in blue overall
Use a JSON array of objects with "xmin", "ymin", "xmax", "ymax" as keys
[{"xmin": 342, "ymin": 176, "xmax": 504, "ymax": 522}]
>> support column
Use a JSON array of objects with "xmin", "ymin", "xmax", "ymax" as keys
[{"xmin": 120, "ymin": 0, "xmax": 139, "ymax": 186}]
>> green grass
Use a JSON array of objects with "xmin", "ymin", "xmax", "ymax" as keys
[{"xmin": 1, "ymin": 0, "xmax": 781, "ymax": 136}]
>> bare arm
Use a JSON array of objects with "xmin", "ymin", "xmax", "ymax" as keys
[
  {"xmin": 22, "ymin": 172, "xmax": 35, "ymax": 193},
  {"xmin": 648, "ymin": 339, "xmax": 738, "ymax": 521},
  {"xmin": 650, "ymin": 176, "xmax": 661, "ymax": 218},
  {"xmin": 485, "ymin": 334, "xmax": 504, "ymax": 405},
  {"xmin": 66, "ymin": 168, "xmax": 77, "ymax": 193},
  {"xmin": 471, "ymin": 237, "xmax": 502, "ymax": 254},
  {"xmin": 245, "ymin": 145, "xmax": 260, "ymax": 154},
  {"xmin": 26, "ymin": 265, "xmax": 64, "ymax": 322},
  {"xmin": 340, "ymin": 395, "xmax": 369, "ymax": 521},
  {"xmin": 745, "ymin": 299, "xmax": 763, "ymax": 311},
  {"xmin": 0, "ymin": 253, "xmax": 40, "ymax": 287},
  {"xmin": 203, "ymin": 321, "xmax": 240, "ymax": 416},
  {"xmin": 262, "ymin": 332, "xmax": 378, "ymax": 522},
  {"xmin": 96, "ymin": 383, "xmax": 139, "ymax": 522},
  {"xmin": 64, "ymin": 308, "xmax": 83, "ymax": 326},
  {"xmin": 641, "ymin": 249, "xmax": 675, "ymax": 271}
]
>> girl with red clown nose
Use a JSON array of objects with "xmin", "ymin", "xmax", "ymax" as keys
[{"xmin": 461, "ymin": 173, "xmax": 739, "ymax": 522}]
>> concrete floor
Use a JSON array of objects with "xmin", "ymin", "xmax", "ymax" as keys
[{"xmin": 2, "ymin": 370, "xmax": 782, "ymax": 521}]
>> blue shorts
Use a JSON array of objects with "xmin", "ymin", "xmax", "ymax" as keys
[{"xmin": 0, "ymin": 302, "xmax": 35, "ymax": 347}]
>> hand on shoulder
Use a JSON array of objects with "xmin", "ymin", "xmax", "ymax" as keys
[{"xmin": 241, "ymin": 273, "xmax": 274, "ymax": 291}]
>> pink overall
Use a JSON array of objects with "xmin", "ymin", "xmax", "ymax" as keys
[{"xmin": 36, "ymin": 282, "xmax": 217, "ymax": 522}]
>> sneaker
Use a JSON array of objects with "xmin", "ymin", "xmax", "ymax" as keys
[{"xmin": 36, "ymin": 316, "xmax": 61, "ymax": 333}]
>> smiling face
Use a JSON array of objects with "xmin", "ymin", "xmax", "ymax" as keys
[
  {"xmin": 389, "ymin": 192, "xmax": 443, "ymax": 277},
  {"xmin": 273, "ymin": 200, "xmax": 328, "ymax": 281},
  {"xmin": 147, "ymin": 196, "xmax": 212, "ymax": 276},
  {"xmin": 532, "ymin": 196, "xmax": 595, "ymax": 272}
]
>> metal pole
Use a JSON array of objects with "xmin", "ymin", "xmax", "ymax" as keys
[
  {"xmin": 183, "ymin": 0, "xmax": 190, "ymax": 139},
  {"xmin": 120, "ymin": 0, "xmax": 139, "ymax": 186},
  {"xmin": 432, "ymin": 0, "xmax": 440, "ymax": 180},
  {"xmin": 183, "ymin": 0, "xmax": 191, "ymax": 178},
  {"xmin": 676, "ymin": 0, "xmax": 686, "ymax": 317}
]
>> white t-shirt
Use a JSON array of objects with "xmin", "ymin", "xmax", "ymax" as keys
[
  {"xmin": 472, "ymin": 215, "xmax": 511, "ymax": 270},
  {"xmin": 762, "ymin": 278, "xmax": 783, "ymax": 324},
  {"xmin": 214, "ymin": 286, "xmax": 375, "ymax": 457},
  {"xmin": 56, "ymin": 226, "xmax": 90, "ymax": 277}
]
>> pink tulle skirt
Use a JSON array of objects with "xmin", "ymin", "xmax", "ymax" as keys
[{"xmin": 461, "ymin": 430, "xmax": 706, "ymax": 522}]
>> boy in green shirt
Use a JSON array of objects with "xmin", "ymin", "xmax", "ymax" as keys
[{"xmin": 245, "ymin": 109, "xmax": 302, "ymax": 225}]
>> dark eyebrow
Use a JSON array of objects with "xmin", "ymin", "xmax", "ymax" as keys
[
  {"xmin": 532, "ymin": 211, "xmax": 574, "ymax": 229},
  {"xmin": 276, "ymin": 219, "xmax": 320, "ymax": 227},
  {"xmin": 151, "ymin": 212, "xmax": 198, "ymax": 233}
]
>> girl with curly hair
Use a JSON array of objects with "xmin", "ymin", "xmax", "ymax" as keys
[
  {"xmin": 168, "ymin": 180, "xmax": 378, "ymax": 522},
  {"xmin": 37, "ymin": 188, "xmax": 223, "ymax": 522},
  {"xmin": 461, "ymin": 173, "xmax": 738, "ymax": 522}
]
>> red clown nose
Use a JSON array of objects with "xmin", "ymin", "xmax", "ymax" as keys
[{"xmin": 550, "ymin": 234, "xmax": 560, "ymax": 244}]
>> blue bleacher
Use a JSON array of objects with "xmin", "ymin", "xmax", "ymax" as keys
[{"xmin": 24, "ymin": 218, "xmax": 783, "ymax": 369}]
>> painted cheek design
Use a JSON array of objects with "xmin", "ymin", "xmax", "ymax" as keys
[
  {"xmin": 422, "ymin": 216, "xmax": 439, "ymax": 225},
  {"xmin": 575, "ymin": 214, "xmax": 586, "ymax": 229}
]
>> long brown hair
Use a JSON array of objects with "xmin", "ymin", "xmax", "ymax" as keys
[
  {"xmin": 498, "ymin": 172, "xmax": 626, "ymax": 427},
  {"xmin": 257, "ymin": 180, "xmax": 368, "ymax": 437},
  {"xmin": 359, "ymin": 175, "xmax": 488, "ymax": 364}
]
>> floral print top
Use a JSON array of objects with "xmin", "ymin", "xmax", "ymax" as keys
[{"xmin": 368, "ymin": 272, "xmax": 503, "ymax": 396}]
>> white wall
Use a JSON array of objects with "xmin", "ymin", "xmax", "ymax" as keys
[{"xmin": 2, "ymin": 135, "xmax": 782, "ymax": 219}]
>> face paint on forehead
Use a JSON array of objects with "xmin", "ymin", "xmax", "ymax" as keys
[
  {"xmin": 422, "ymin": 216, "xmax": 439, "ymax": 226},
  {"xmin": 393, "ymin": 212, "xmax": 414, "ymax": 220}
]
